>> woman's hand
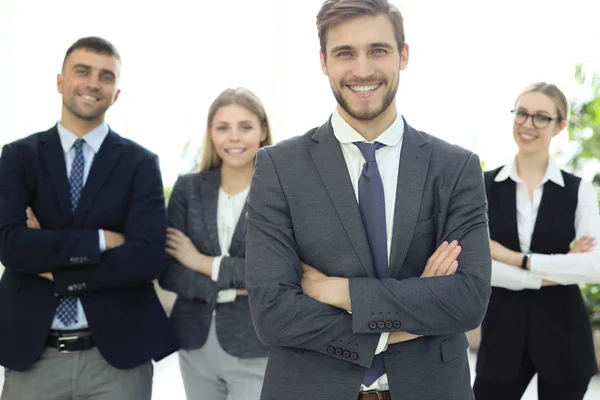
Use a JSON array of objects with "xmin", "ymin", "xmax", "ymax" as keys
[{"xmin": 166, "ymin": 227, "xmax": 214, "ymax": 276}]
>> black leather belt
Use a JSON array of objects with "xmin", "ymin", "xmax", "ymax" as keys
[{"xmin": 46, "ymin": 329, "xmax": 95, "ymax": 353}]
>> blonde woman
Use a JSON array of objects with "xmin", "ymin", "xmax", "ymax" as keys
[
  {"xmin": 474, "ymin": 82, "xmax": 600, "ymax": 400},
  {"xmin": 160, "ymin": 88, "xmax": 273, "ymax": 400}
]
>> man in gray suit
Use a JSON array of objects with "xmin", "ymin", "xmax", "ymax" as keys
[{"xmin": 245, "ymin": 1, "xmax": 492, "ymax": 399}]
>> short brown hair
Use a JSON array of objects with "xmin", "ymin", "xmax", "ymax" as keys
[
  {"xmin": 516, "ymin": 82, "xmax": 569, "ymax": 122},
  {"xmin": 199, "ymin": 88, "xmax": 273, "ymax": 172},
  {"xmin": 316, "ymin": 0, "xmax": 405, "ymax": 59},
  {"xmin": 63, "ymin": 37, "xmax": 121, "ymax": 70}
]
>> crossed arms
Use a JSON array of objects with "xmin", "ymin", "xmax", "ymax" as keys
[
  {"xmin": 245, "ymin": 148, "xmax": 492, "ymax": 368},
  {"xmin": 0, "ymin": 143, "xmax": 167, "ymax": 295}
]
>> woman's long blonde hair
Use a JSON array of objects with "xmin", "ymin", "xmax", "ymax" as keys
[{"xmin": 199, "ymin": 88, "xmax": 273, "ymax": 172}]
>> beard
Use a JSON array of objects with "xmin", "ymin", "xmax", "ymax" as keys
[
  {"xmin": 331, "ymin": 75, "xmax": 399, "ymax": 121},
  {"xmin": 63, "ymin": 95, "xmax": 109, "ymax": 121}
]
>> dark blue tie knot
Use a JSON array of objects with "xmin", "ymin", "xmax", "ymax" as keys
[
  {"xmin": 353, "ymin": 141, "xmax": 386, "ymax": 162},
  {"xmin": 73, "ymin": 138, "xmax": 85, "ymax": 150}
]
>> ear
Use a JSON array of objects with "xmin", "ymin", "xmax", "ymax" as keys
[
  {"xmin": 399, "ymin": 43, "xmax": 410, "ymax": 71},
  {"xmin": 260, "ymin": 127, "xmax": 268, "ymax": 143},
  {"xmin": 320, "ymin": 50, "xmax": 328, "ymax": 76},
  {"xmin": 111, "ymin": 89, "xmax": 121, "ymax": 105},
  {"xmin": 57, "ymin": 73, "xmax": 63, "ymax": 94},
  {"xmin": 554, "ymin": 119, "xmax": 567, "ymax": 136}
]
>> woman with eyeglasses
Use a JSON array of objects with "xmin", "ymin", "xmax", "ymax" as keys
[{"xmin": 473, "ymin": 82, "xmax": 600, "ymax": 400}]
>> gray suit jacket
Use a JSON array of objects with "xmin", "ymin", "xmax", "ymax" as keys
[
  {"xmin": 159, "ymin": 169, "xmax": 268, "ymax": 358},
  {"xmin": 246, "ymin": 118, "xmax": 491, "ymax": 400}
]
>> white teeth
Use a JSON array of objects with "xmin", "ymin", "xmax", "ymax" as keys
[
  {"xmin": 81, "ymin": 95, "xmax": 97, "ymax": 101},
  {"xmin": 520, "ymin": 133, "xmax": 536, "ymax": 140},
  {"xmin": 350, "ymin": 85, "xmax": 379, "ymax": 93},
  {"xmin": 226, "ymin": 149, "xmax": 245, "ymax": 154}
]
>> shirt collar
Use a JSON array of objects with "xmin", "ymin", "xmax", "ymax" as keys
[
  {"xmin": 56, "ymin": 122, "xmax": 109, "ymax": 154},
  {"xmin": 331, "ymin": 108, "xmax": 404, "ymax": 146},
  {"xmin": 494, "ymin": 157, "xmax": 564, "ymax": 187}
]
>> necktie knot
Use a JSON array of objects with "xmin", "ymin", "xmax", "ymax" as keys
[
  {"xmin": 73, "ymin": 138, "xmax": 85, "ymax": 150},
  {"xmin": 353, "ymin": 141, "xmax": 386, "ymax": 162}
]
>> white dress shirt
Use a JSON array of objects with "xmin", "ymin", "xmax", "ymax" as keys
[
  {"xmin": 331, "ymin": 109, "xmax": 404, "ymax": 392},
  {"xmin": 491, "ymin": 157, "xmax": 600, "ymax": 291},
  {"xmin": 52, "ymin": 122, "xmax": 109, "ymax": 330},
  {"xmin": 211, "ymin": 186, "xmax": 250, "ymax": 304}
]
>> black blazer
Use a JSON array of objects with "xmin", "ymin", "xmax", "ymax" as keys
[
  {"xmin": 0, "ymin": 125, "xmax": 178, "ymax": 371},
  {"xmin": 476, "ymin": 167, "xmax": 598, "ymax": 384},
  {"xmin": 159, "ymin": 169, "xmax": 268, "ymax": 358}
]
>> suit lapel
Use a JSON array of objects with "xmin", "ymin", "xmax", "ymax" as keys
[
  {"xmin": 200, "ymin": 169, "xmax": 222, "ymax": 255},
  {"xmin": 308, "ymin": 119, "xmax": 375, "ymax": 277},
  {"xmin": 388, "ymin": 123, "xmax": 432, "ymax": 278},
  {"xmin": 72, "ymin": 131, "xmax": 123, "ymax": 227},
  {"xmin": 38, "ymin": 126, "xmax": 72, "ymax": 221},
  {"xmin": 229, "ymin": 201, "xmax": 248, "ymax": 256}
]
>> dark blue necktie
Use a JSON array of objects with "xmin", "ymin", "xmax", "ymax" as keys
[
  {"xmin": 55, "ymin": 138, "xmax": 85, "ymax": 326},
  {"xmin": 354, "ymin": 141, "xmax": 388, "ymax": 387}
]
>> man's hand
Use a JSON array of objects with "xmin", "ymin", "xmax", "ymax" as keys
[
  {"xmin": 236, "ymin": 289, "xmax": 249, "ymax": 296},
  {"xmin": 388, "ymin": 332, "xmax": 421, "ymax": 344},
  {"xmin": 166, "ymin": 227, "xmax": 213, "ymax": 276},
  {"xmin": 421, "ymin": 240, "xmax": 462, "ymax": 278},
  {"xmin": 569, "ymin": 236, "xmax": 596, "ymax": 254},
  {"xmin": 38, "ymin": 272, "xmax": 54, "ymax": 281},
  {"xmin": 25, "ymin": 207, "xmax": 41, "ymax": 229},
  {"xmin": 300, "ymin": 263, "xmax": 351, "ymax": 311},
  {"xmin": 104, "ymin": 230, "xmax": 126, "ymax": 250}
]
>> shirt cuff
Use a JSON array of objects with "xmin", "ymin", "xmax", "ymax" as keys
[
  {"xmin": 211, "ymin": 256, "xmax": 223, "ymax": 282},
  {"xmin": 98, "ymin": 230, "xmax": 106, "ymax": 252},
  {"xmin": 374, "ymin": 332, "xmax": 389, "ymax": 355},
  {"xmin": 216, "ymin": 289, "xmax": 237, "ymax": 304}
]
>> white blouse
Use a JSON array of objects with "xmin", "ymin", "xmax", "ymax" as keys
[
  {"xmin": 491, "ymin": 158, "xmax": 600, "ymax": 291},
  {"xmin": 211, "ymin": 187, "xmax": 250, "ymax": 303}
]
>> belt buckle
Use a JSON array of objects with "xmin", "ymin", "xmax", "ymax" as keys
[
  {"xmin": 56, "ymin": 335, "xmax": 79, "ymax": 353},
  {"xmin": 363, "ymin": 390, "xmax": 384, "ymax": 400}
]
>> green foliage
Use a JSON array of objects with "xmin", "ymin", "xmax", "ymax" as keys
[
  {"xmin": 581, "ymin": 284, "xmax": 600, "ymax": 328},
  {"xmin": 164, "ymin": 185, "xmax": 173, "ymax": 204},
  {"xmin": 567, "ymin": 63, "xmax": 600, "ymax": 171}
]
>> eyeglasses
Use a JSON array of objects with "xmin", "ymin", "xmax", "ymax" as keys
[{"xmin": 511, "ymin": 109, "xmax": 560, "ymax": 129}]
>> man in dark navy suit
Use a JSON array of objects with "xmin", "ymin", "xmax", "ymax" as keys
[{"xmin": 0, "ymin": 36, "xmax": 177, "ymax": 400}]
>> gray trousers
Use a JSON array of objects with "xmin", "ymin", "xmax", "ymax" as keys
[
  {"xmin": 179, "ymin": 319, "xmax": 267, "ymax": 400},
  {"xmin": 1, "ymin": 347, "xmax": 152, "ymax": 400}
]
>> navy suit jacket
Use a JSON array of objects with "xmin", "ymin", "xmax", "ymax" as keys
[{"xmin": 0, "ymin": 125, "xmax": 178, "ymax": 371}]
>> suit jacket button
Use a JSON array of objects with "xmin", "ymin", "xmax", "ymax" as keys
[
  {"xmin": 393, "ymin": 321, "xmax": 401, "ymax": 328},
  {"xmin": 343, "ymin": 350, "xmax": 350, "ymax": 358},
  {"xmin": 385, "ymin": 321, "xmax": 393, "ymax": 329},
  {"xmin": 350, "ymin": 352, "xmax": 358, "ymax": 360},
  {"xmin": 377, "ymin": 321, "xmax": 385, "ymax": 329},
  {"xmin": 369, "ymin": 321, "xmax": 378, "ymax": 330},
  {"xmin": 69, "ymin": 257, "xmax": 75, "ymax": 264},
  {"xmin": 67, "ymin": 285, "xmax": 74, "ymax": 292},
  {"xmin": 81, "ymin": 283, "xmax": 87, "ymax": 289},
  {"xmin": 335, "ymin": 348, "xmax": 343, "ymax": 356},
  {"xmin": 327, "ymin": 346, "xmax": 335, "ymax": 354}
]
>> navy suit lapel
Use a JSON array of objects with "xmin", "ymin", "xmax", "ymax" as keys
[
  {"xmin": 308, "ymin": 119, "xmax": 375, "ymax": 277},
  {"xmin": 200, "ymin": 169, "xmax": 222, "ymax": 255},
  {"xmin": 388, "ymin": 123, "xmax": 432, "ymax": 278},
  {"xmin": 38, "ymin": 126, "xmax": 72, "ymax": 222},
  {"xmin": 72, "ymin": 131, "xmax": 123, "ymax": 227}
]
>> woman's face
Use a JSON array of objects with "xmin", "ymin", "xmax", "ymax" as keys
[
  {"xmin": 512, "ymin": 91, "xmax": 565, "ymax": 155},
  {"xmin": 210, "ymin": 104, "xmax": 266, "ymax": 170}
]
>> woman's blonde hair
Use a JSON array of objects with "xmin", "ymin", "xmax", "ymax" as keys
[
  {"xmin": 199, "ymin": 88, "xmax": 273, "ymax": 172},
  {"xmin": 516, "ymin": 82, "xmax": 569, "ymax": 123}
]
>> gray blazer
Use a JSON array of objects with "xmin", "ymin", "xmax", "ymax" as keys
[
  {"xmin": 245, "ymin": 118, "xmax": 492, "ymax": 400},
  {"xmin": 159, "ymin": 169, "xmax": 268, "ymax": 358}
]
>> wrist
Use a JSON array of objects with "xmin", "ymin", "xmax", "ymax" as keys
[
  {"xmin": 325, "ymin": 278, "xmax": 351, "ymax": 311},
  {"xmin": 510, "ymin": 251, "xmax": 523, "ymax": 267}
]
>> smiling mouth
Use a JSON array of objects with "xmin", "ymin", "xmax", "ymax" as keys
[
  {"xmin": 347, "ymin": 84, "xmax": 382, "ymax": 94},
  {"xmin": 225, "ymin": 149, "xmax": 246, "ymax": 154},
  {"xmin": 78, "ymin": 94, "xmax": 100, "ymax": 102},
  {"xmin": 519, "ymin": 132, "xmax": 537, "ymax": 141}
]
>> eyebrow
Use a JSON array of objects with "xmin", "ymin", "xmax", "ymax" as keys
[
  {"xmin": 214, "ymin": 120, "xmax": 255, "ymax": 125},
  {"xmin": 517, "ymin": 107, "xmax": 552, "ymax": 115},
  {"xmin": 330, "ymin": 42, "xmax": 395, "ymax": 54},
  {"xmin": 72, "ymin": 63, "xmax": 116, "ymax": 79}
]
